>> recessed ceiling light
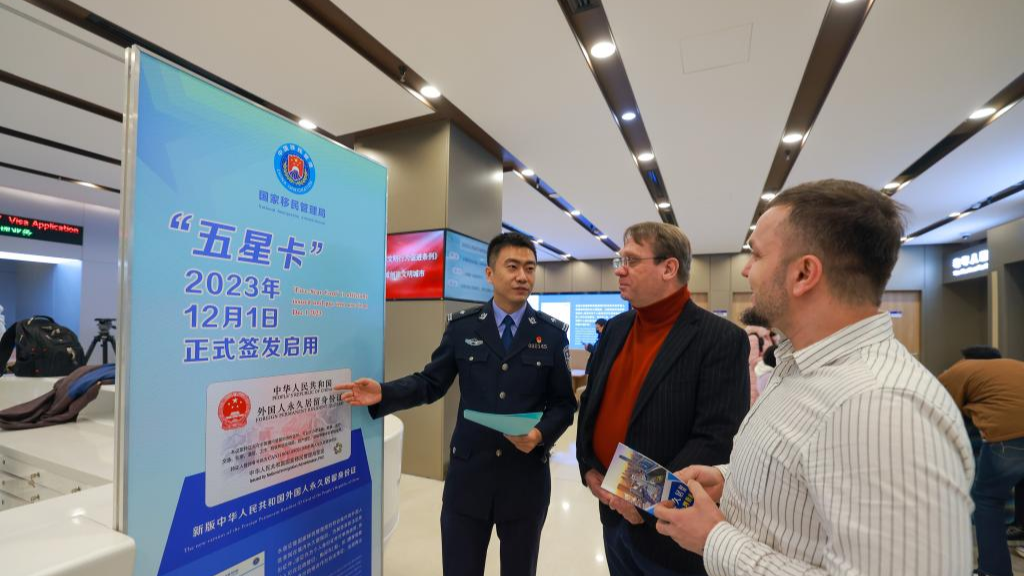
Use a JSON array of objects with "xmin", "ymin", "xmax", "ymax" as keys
[
  {"xmin": 742, "ymin": 243, "xmax": 751, "ymax": 251},
  {"xmin": 535, "ymin": 238, "xmax": 544, "ymax": 244},
  {"xmin": 957, "ymin": 211, "xmax": 970, "ymax": 219},
  {"xmin": 902, "ymin": 236, "xmax": 914, "ymax": 243},
  {"xmin": 749, "ymin": 225, "xmax": 757, "ymax": 231},
  {"xmin": 564, "ymin": 211, "xmax": 574, "ymax": 217},
  {"xmin": 570, "ymin": 209, "xmax": 581, "ymax": 216},
  {"xmin": 760, "ymin": 192, "xmax": 777, "ymax": 201},
  {"xmin": 298, "ymin": 118, "xmax": 317, "ymax": 130},
  {"xmin": 520, "ymin": 168, "xmax": 535, "ymax": 177},
  {"xmin": 621, "ymin": 111, "xmax": 637, "ymax": 121},
  {"xmin": 656, "ymin": 201, "xmax": 671, "ymax": 209},
  {"xmin": 75, "ymin": 180, "xmax": 100, "ymax": 189},
  {"xmin": 637, "ymin": 152, "xmax": 655, "ymax": 162},
  {"xmin": 898, "ymin": 180, "xmax": 912, "ymax": 191},
  {"xmin": 782, "ymin": 132, "xmax": 804, "ymax": 144},
  {"xmin": 883, "ymin": 182, "xmax": 900, "ymax": 190},
  {"xmin": 968, "ymin": 107, "xmax": 996, "ymax": 120},
  {"xmin": 563, "ymin": 253, "xmax": 572, "ymax": 259},
  {"xmin": 993, "ymin": 101, "xmax": 1017, "ymax": 120},
  {"xmin": 597, "ymin": 234, "xmax": 608, "ymax": 240},
  {"xmin": 948, "ymin": 212, "xmax": 961, "ymax": 218},
  {"xmin": 835, "ymin": 0, "xmax": 860, "ymax": 4},
  {"xmin": 419, "ymin": 85, "xmax": 441, "ymax": 99},
  {"xmin": 589, "ymin": 41, "xmax": 616, "ymax": 59}
]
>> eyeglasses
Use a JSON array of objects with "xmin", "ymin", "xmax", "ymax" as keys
[{"xmin": 612, "ymin": 255, "xmax": 668, "ymax": 269}]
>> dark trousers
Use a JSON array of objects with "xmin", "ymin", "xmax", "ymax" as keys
[
  {"xmin": 603, "ymin": 521, "xmax": 703, "ymax": 576},
  {"xmin": 973, "ymin": 437, "xmax": 1024, "ymax": 576},
  {"xmin": 440, "ymin": 504, "xmax": 546, "ymax": 576}
]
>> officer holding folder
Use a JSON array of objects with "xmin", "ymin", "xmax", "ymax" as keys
[{"xmin": 336, "ymin": 232, "xmax": 576, "ymax": 576}]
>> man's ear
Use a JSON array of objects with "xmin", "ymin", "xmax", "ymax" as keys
[{"xmin": 790, "ymin": 255, "xmax": 823, "ymax": 298}]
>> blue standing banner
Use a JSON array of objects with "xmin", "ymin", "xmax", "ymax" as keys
[{"xmin": 117, "ymin": 47, "xmax": 386, "ymax": 576}]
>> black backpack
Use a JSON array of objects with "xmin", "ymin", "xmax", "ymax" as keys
[{"xmin": 0, "ymin": 316, "xmax": 85, "ymax": 377}]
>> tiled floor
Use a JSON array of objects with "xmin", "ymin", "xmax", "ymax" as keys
[{"xmin": 383, "ymin": 418, "xmax": 1024, "ymax": 575}]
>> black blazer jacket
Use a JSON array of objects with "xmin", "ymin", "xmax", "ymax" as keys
[{"xmin": 577, "ymin": 298, "xmax": 749, "ymax": 573}]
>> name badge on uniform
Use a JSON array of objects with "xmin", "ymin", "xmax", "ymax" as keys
[
  {"xmin": 465, "ymin": 338, "xmax": 484, "ymax": 347},
  {"xmin": 528, "ymin": 335, "xmax": 548, "ymax": 350}
]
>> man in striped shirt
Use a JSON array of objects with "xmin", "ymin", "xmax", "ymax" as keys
[{"xmin": 652, "ymin": 179, "xmax": 975, "ymax": 575}]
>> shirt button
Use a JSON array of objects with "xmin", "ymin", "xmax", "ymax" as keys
[
  {"xmin": 536, "ymin": 361, "xmax": 542, "ymax": 366},
  {"xmin": 495, "ymin": 449, "xmax": 502, "ymax": 457},
  {"xmin": 469, "ymin": 356, "xmax": 474, "ymax": 361},
  {"xmin": 452, "ymin": 447, "xmax": 456, "ymax": 454},
  {"xmin": 501, "ymin": 363, "xmax": 508, "ymax": 371},
  {"xmin": 499, "ymin": 391, "xmax": 506, "ymax": 400}
]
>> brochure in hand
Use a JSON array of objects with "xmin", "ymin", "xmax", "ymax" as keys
[
  {"xmin": 463, "ymin": 409, "xmax": 542, "ymax": 436},
  {"xmin": 601, "ymin": 442, "xmax": 695, "ymax": 515}
]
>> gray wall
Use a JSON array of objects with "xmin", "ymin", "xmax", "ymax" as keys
[{"xmin": 989, "ymin": 218, "xmax": 1024, "ymax": 359}]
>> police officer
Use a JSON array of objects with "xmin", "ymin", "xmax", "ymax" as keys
[{"xmin": 336, "ymin": 232, "xmax": 576, "ymax": 576}]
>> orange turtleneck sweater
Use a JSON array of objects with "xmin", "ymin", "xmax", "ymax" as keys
[{"xmin": 593, "ymin": 285, "xmax": 690, "ymax": 469}]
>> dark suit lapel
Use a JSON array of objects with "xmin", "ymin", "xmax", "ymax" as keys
[
  {"xmin": 474, "ymin": 301, "xmax": 505, "ymax": 358},
  {"xmin": 628, "ymin": 300, "xmax": 701, "ymax": 428}
]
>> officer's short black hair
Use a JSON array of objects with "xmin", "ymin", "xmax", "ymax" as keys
[
  {"xmin": 595, "ymin": 318, "xmax": 608, "ymax": 327},
  {"xmin": 487, "ymin": 232, "xmax": 537, "ymax": 267},
  {"xmin": 962, "ymin": 346, "xmax": 1002, "ymax": 360}
]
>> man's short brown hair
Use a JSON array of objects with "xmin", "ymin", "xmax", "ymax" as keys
[
  {"xmin": 770, "ymin": 179, "xmax": 906, "ymax": 306},
  {"xmin": 623, "ymin": 222, "xmax": 692, "ymax": 284}
]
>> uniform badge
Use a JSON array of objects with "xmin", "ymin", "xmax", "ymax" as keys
[
  {"xmin": 465, "ymin": 338, "xmax": 484, "ymax": 347},
  {"xmin": 563, "ymin": 346, "xmax": 571, "ymax": 369},
  {"xmin": 528, "ymin": 335, "xmax": 548, "ymax": 350},
  {"xmin": 527, "ymin": 316, "xmax": 537, "ymax": 325},
  {"xmin": 478, "ymin": 312, "xmax": 488, "ymax": 320}
]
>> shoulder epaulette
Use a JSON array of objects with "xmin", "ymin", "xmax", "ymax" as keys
[
  {"xmin": 536, "ymin": 311, "xmax": 568, "ymax": 333},
  {"xmin": 447, "ymin": 305, "xmax": 484, "ymax": 323}
]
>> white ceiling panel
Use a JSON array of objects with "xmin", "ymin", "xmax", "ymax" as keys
[
  {"xmin": 0, "ymin": 169, "xmax": 119, "ymax": 209},
  {"xmin": 0, "ymin": 82, "xmax": 122, "ymax": 158},
  {"xmin": 603, "ymin": 0, "xmax": 830, "ymax": 254},
  {"xmin": 895, "ymin": 100, "xmax": 1024, "ymax": 236},
  {"xmin": 336, "ymin": 0, "xmax": 656, "ymax": 257},
  {"xmin": 912, "ymin": 191, "xmax": 1024, "ymax": 246},
  {"xmin": 788, "ymin": 0, "xmax": 1024, "ymax": 191},
  {"xmin": 0, "ymin": 133, "xmax": 120, "ymax": 188},
  {"xmin": 503, "ymin": 173, "xmax": 610, "ymax": 262},
  {"xmin": 73, "ymin": 0, "xmax": 432, "ymax": 136}
]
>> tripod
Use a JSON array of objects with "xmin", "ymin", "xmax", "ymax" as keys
[{"xmin": 85, "ymin": 318, "xmax": 116, "ymax": 364}]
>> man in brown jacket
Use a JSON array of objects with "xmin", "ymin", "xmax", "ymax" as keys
[{"xmin": 939, "ymin": 346, "xmax": 1024, "ymax": 576}]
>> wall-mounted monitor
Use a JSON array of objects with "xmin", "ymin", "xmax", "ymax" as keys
[
  {"xmin": 444, "ymin": 230, "xmax": 490, "ymax": 303},
  {"xmin": 528, "ymin": 292, "xmax": 628, "ymax": 348},
  {"xmin": 385, "ymin": 230, "xmax": 445, "ymax": 300}
]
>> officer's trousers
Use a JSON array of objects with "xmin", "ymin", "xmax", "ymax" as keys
[{"xmin": 440, "ymin": 503, "xmax": 547, "ymax": 576}]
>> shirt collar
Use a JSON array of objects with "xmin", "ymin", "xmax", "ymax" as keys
[
  {"xmin": 776, "ymin": 312, "xmax": 894, "ymax": 375},
  {"xmin": 492, "ymin": 300, "xmax": 528, "ymax": 329}
]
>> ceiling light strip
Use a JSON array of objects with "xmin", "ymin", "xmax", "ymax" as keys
[
  {"xmin": 502, "ymin": 222, "xmax": 573, "ymax": 260},
  {"xmin": 903, "ymin": 179, "xmax": 1024, "ymax": 242},
  {"xmin": 746, "ymin": 0, "xmax": 875, "ymax": 242},
  {"xmin": 0, "ymin": 125, "xmax": 121, "ymax": 165},
  {"xmin": 0, "ymin": 68, "xmax": 121, "ymax": 122},
  {"xmin": 555, "ymin": 0, "xmax": 677, "ymax": 227},
  {"xmin": 883, "ymin": 71, "xmax": 1024, "ymax": 197},
  {"xmin": 0, "ymin": 159, "xmax": 119, "ymax": 193}
]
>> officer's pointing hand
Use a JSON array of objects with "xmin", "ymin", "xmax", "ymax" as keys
[{"xmin": 334, "ymin": 378, "xmax": 383, "ymax": 406}]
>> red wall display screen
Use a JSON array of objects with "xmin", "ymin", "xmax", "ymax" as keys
[
  {"xmin": 386, "ymin": 230, "xmax": 445, "ymax": 300},
  {"xmin": 0, "ymin": 212, "xmax": 84, "ymax": 245}
]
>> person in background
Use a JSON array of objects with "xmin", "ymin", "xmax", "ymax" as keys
[
  {"xmin": 939, "ymin": 346, "xmax": 1024, "ymax": 576},
  {"xmin": 577, "ymin": 221, "xmax": 749, "ymax": 576},
  {"xmin": 653, "ymin": 179, "xmax": 974, "ymax": 575},
  {"xmin": 738, "ymin": 308, "xmax": 777, "ymax": 405},
  {"xmin": 336, "ymin": 232, "xmax": 577, "ymax": 576},
  {"xmin": 584, "ymin": 318, "xmax": 607, "ymax": 374}
]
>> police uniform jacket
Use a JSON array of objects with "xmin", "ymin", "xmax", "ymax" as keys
[{"xmin": 369, "ymin": 301, "xmax": 577, "ymax": 521}]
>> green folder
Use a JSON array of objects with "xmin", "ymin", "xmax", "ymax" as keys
[{"xmin": 464, "ymin": 409, "xmax": 542, "ymax": 436}]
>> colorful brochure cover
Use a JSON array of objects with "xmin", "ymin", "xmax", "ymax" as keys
[
  {"xmin": 463, "ymin": 409, "xmax": 542, "ymax": 436},
  {"xmin": 601, "ymin": 442, "xmax": 695, "ymax": 515}
]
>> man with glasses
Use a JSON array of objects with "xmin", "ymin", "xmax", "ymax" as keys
[{"xmin": 577, "ymin": 222, "xmax": 749, "ymax": 576}]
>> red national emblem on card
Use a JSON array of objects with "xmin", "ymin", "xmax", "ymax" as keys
[{"xmin": 218, "ymin": 391, "xmax": 251, "ymax": 430}]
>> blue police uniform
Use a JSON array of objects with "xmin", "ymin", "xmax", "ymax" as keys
[{"xmin": 369, "ymin": 300, "xmax": 576, "ymax": 576}]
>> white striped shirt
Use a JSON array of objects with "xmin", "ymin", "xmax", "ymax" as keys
[{"xmin": 705, "ymin": 313, "xmax": 974, "ymax": 576}]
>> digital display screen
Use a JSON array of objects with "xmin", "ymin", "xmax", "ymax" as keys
[
  {"xmin": 0, "ymin": 212, "xmax": 84, "ymax": 245},
  {"xmin": 444, "ymin": 230, "xmax": 490, "ymax": 303},
  {"xmin": 528, "ymin": 292, "xmax": 628, "ymax": 348},
  {"xmin": 385, "ymin": 230, "xmax": 445, "ymax": 299}
]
